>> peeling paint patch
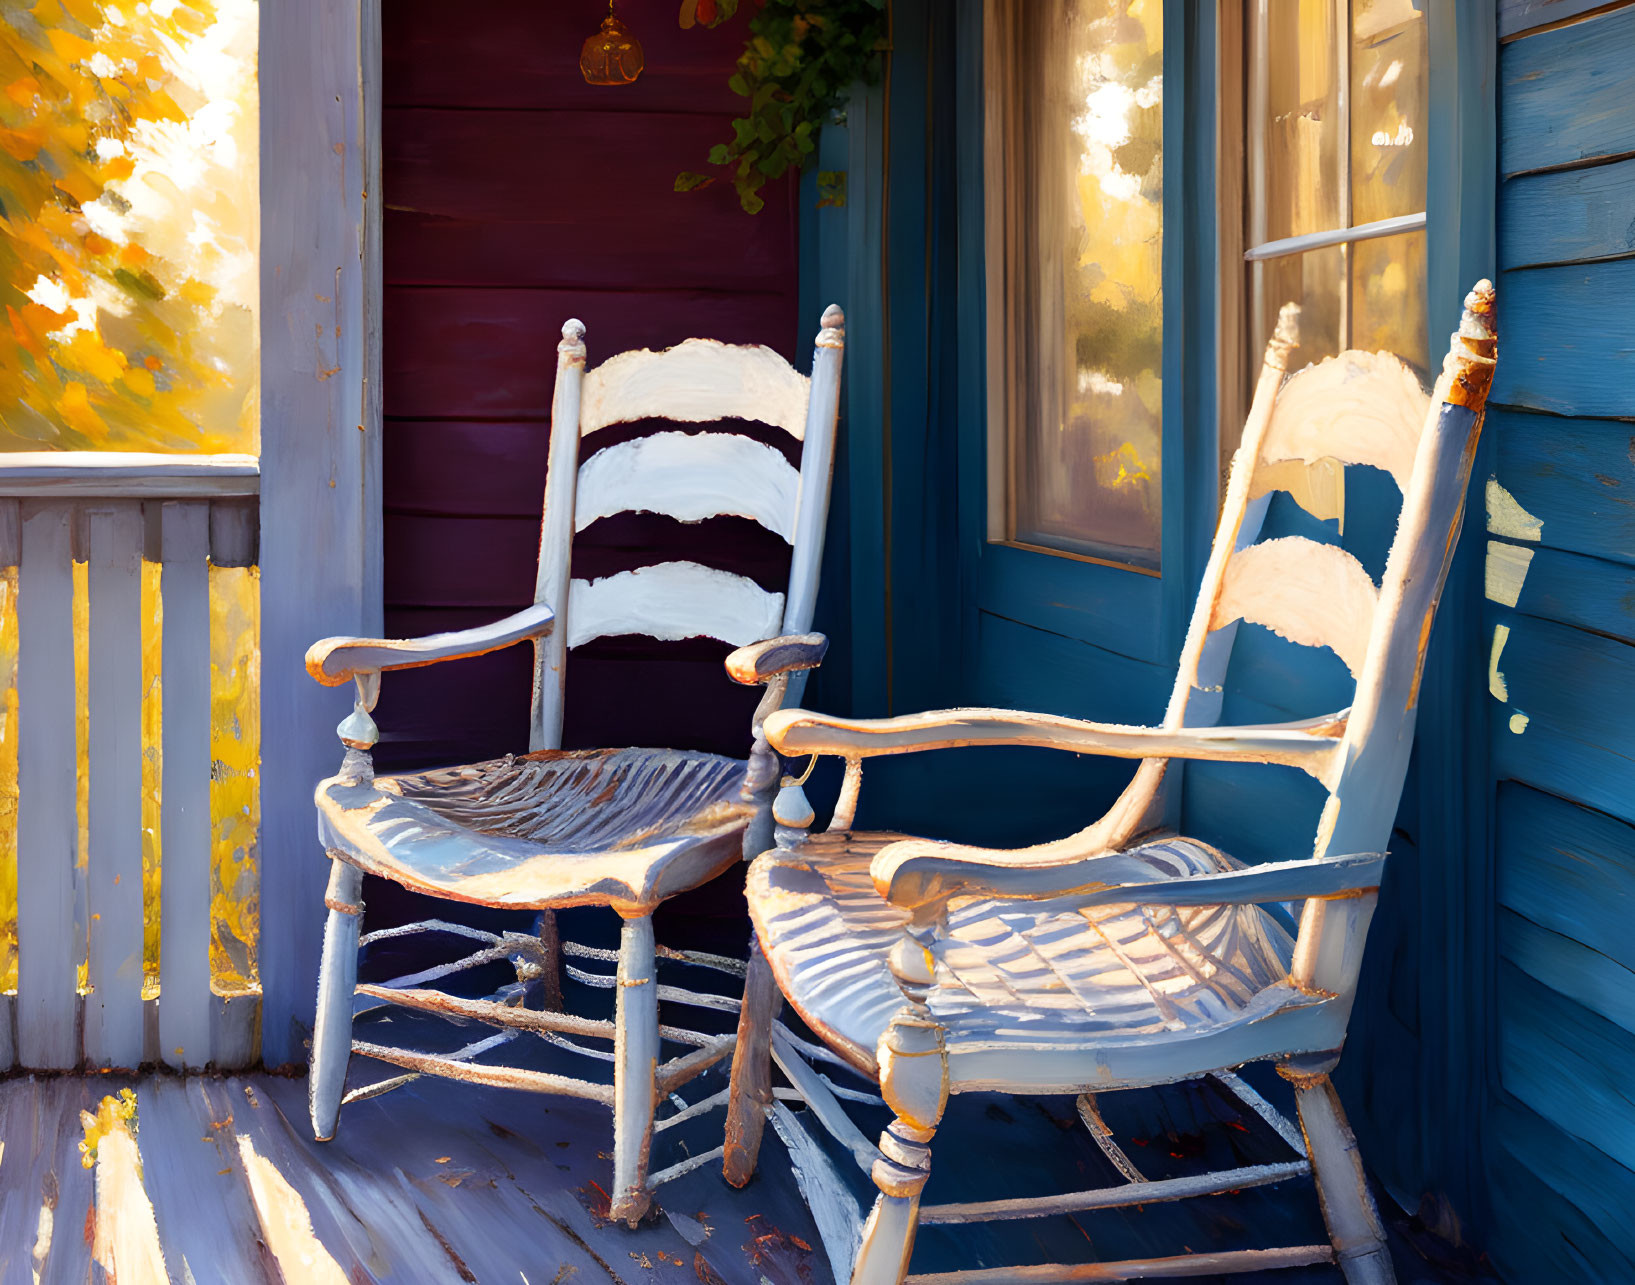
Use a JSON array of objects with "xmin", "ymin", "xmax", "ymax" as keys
[
  {"xmin": 1509, "ymin": 711, "xmax": 1530, "ymax": 734},
  {"xmin": 1485, "ymin": 479, "xmax": 1543, "ymax": 541},
  {"xmin": 1489, "ymin": 623, "xmax": 1512, "ymax": 702},
  {"xmin": 1485, "ymin": 540, "xmax": 1535, "ymax": 608}
]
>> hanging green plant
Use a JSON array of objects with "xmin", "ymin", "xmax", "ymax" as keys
[{"xmin": 676, "ymin": 0, "xmax": 887, "ymax": 214}]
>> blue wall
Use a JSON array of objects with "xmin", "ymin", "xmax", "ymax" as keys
[
  {"xmin": 1476, "ymin": 4, "xmax": 1635, "ymax": 1279},
  {"xmin": 794, "ymin": 1, "xmax": 1635, "ymax": 1279}
]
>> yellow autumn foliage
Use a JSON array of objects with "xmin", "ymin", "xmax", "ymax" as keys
[
  {"xmin": 0, "ymin": 0, "xmax": 258, "ymax": 452},
  {"xmin": 79, "ymin": 1086, "xmax": 138, "ymax": 1169}
]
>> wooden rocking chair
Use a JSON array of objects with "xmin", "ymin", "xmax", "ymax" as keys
[
  {"xmin": 724, "ymin": 284, "xmax": 1497, "ymax": 1284},
  {"xmin": 304, "ymin": 306, "xmax": 845, "ymax": 1225}
]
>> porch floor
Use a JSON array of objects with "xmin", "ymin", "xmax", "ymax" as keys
[{"xmin": 0, "ymin": 1063, "xmax": 1496, "ymax": 1285}]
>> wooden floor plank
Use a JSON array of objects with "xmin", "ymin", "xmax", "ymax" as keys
[
  {"xmin": 0, "ymin": 1076, "xmax": 49, "ymax": 1284},
  {"xmin": 0, "ymin": 1069, "xmax": 1493, "ymax": 1285},
  {"xmin": 255, "ymin": 1071, "xmax": 677, "ymax": 1285},
  {"xmin": 27, "ymin": 1077, "xmax": 96, "ymax": 1285},
  {"xmin": 226, "ymin": 1076, "xmax": 474, "ymax": 1284},
  {"xmin": 197, "ymin": 1077, "xmax": 400, "ymax": 1284},
  {"xmin": 135, "ymin": 1077, "xmax": 278, "ymax": 1285}
]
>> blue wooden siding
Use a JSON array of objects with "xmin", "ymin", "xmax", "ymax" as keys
[
  {"xmin": 805, "ymin": 1, "xmax": 1635, "ymax": 1277},
  {"xmin": 1483, "ymin": 3, "xmax": 1635, "ymax": 1279}
]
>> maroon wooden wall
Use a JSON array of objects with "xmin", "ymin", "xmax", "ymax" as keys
[{"xmin": 376, "ymin": 0, "xmax": 802, "ymax": 779}]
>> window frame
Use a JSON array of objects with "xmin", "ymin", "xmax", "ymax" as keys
[
  {"xmin": 962, "ymin": 0, "xmax": 1211, "ymax": 670},
  {"xmin": 1225, "ymin": 0, "xmax": 1432, "ymax": 451},
  {"xmin": 981, "ymin": 0, "xmax": 1168, "ymax": 575}
]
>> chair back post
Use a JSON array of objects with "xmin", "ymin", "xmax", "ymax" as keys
[
  {"xmin": 530, "ymin": 319, "xmax": 588, "ymax": 753},
  {"xmin": 1292, "ymin": 281, "xmax": 1497, "ymax": 1005},
  {"xmin": 779, "ymin": 305, "xmax": 845, "ymax": 712}
]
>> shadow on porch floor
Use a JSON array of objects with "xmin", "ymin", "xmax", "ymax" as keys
[{"xmin": 0, "ymin": 1064, "xmax": 1496, "ymax": 1285}]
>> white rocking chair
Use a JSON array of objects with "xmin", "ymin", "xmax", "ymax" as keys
[
  {"xmin": 723, "ymin": 284, "xmax": 1497, "ymax": 1284},
  {"xmin": 305, "ymin": 306, "xmax": 845, "ymax": 1224}
]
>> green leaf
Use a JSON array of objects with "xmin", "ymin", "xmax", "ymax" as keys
[
  {"xmin": 685, "ymin": 0, "xmax": 886, "ymax": 214},
  {"xmin": 674, "ymin": 171, "xmax": 716, "ymax": 192}
]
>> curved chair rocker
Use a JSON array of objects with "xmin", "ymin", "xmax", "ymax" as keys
[
  {"xmin": 723, "ymin": 284, "xmax": 1497, "ymax": 1284},
  {"xmin": 305, "ymin": 306, "xmax": 845, "ymax": 1225}
]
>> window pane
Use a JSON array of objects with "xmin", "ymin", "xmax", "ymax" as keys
[
  {"xmin": 1253, "ymin": 244, "xmax": 1343, "ymax": 371},
  {"xmin": 1351, "ymin": 0, "xmax": 1428, "ymax": 225},
  {"xmin": 0, "ymin": 1, "xmax": 259, "ymax": 453},
  {"xmin": 1011, "ymin": 0, "xmax": 1163, "ymax": 565},
  {"xmin": 1351, "ymin": 231, "xmax": 1428, "ymax": 372},
  {"xmin": 1256, "ymin": 0, "xmax": 1340, "ymax": 243}
]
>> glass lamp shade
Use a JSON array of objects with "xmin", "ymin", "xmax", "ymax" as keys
[{"xmin": 581, "ymin": 13, "xmax": 645, "ymax": 86}]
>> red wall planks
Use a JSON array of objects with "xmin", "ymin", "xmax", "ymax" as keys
[{"xmin": 379, "ymin": 0, "xmax": 801, "ymax": 785}]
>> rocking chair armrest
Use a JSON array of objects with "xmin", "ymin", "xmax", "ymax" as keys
[
  {"xmin": 725, "ymin": 633, "xmax": 829, "ymax": 685},
  {"xmin": 763, "ymin": 706, "xmax": 1346, "ymax": 779},
  {"xmin": 306, "ymin": 603, "xmax": 556, "ymax": 687},
  {"xmin": 872, "ymin": 843, "xmax": 1386, "ymax": 914}
]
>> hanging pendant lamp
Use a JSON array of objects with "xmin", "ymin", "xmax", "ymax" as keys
[{"xmin": 581, "ymin": 1, "xmax": 645, "ymax": 86}]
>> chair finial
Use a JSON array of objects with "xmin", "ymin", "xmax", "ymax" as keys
[
  {"xmin": 1439, "ymin": 279, "xmax": 1497, "ymax": 409},
  {"xmin": 1459, "ymin": 279, "xmax": 1496, "ymax": 342},
  {"xmin": 559, "ymin": 318, "xmax": 587, "ymax": 359},
  {"xmin": 818, "ymin": 304, "xmax": 845, "ymax": 349}
]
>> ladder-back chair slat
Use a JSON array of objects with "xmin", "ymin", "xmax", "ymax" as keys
[
  {"xmin": 1211, "ymin": 536, "xmax": 1380, "ymax": 679},
  {"xmin": 573, "ymin": 432, "xmax": 801, "ymax": 542},
  {"xmin": 565, "ymin": 562, "xmax": 786, "ymax": 650},
  {"xmin": 579, "ymin": 339, "xmax": 812, "ymax": 439},
  {"xmin": 1258, "ymin": 349, "xmax": 1430, "ymax": 492}
]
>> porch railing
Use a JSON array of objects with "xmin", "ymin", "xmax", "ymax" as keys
[{"xmin": 0, "ymin": 453, "xmax": 261, "ymax": 1072}]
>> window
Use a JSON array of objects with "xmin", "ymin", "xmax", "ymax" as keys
[
  {"xmin": 1236, "ymin": 0, "xmax": 1429, "ymax": 436},
  {"xmin": 985, "ymin": 0, "xmax": 1164, "ymax": 571}
]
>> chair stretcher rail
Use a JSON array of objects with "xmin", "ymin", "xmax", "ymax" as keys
[
  {"xmin": 917, "ymin": 1159, "xmax": 1311, "ymax": 1225},
  {"xmin": 903, "ymin": 1244, "xmax": 1336, "ymax": 1284},
  {"xmin": 350, "ymin": 1039, "xmax": 616, "ymax": 1104}
]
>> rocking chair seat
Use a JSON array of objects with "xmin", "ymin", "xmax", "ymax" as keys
[
  {"xmin": 747, "ymin": 830, "xmax": 1301, "ymax": 1080},
  {"xmin": 317, "ymin": 747, "xmax": 755, "ymax": 915}
]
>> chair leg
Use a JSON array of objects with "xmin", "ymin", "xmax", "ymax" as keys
[
  {"xmin": 853, "ymin": 1009, "xmax": 947, "ymax": 1285},
  {"xmin": 724, "ymin": 937, "xmax": 781, "ymax": 1187},
  {"xmin": 852, "ymin": 1119, "xmax": 934, "ymax": 1285},
  {"xmin": 610, "ymin": 912, "xmax": 659, "ymax": 1226},
  {"xmin": 1291, "ymin": 1071, "xmax": 1396, "ymax": 1285},
  {"xmin": 309, "ymin": 857, "xmax": 364, "ymax": 1142},
  {"xmin": 533, "ymin": 909, "xmax": 564, "ymax": 1012}
]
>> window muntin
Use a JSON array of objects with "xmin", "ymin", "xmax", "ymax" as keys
[
  {"xmin": 987, "ymin": 0, "xmax": 1164, "ymax": 570},
  {"xmin": 1245, "ymin": 0, "xmax": 1428, "ymax": 379}
]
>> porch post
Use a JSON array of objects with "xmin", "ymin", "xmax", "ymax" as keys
[{"xmin": 258, "ymin": 0, "xmax": 383, "ymax": 1067}]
